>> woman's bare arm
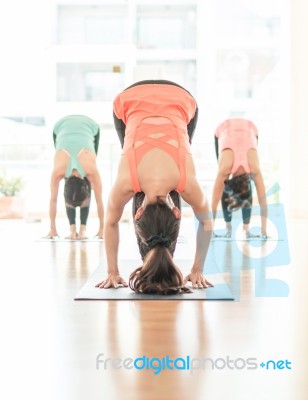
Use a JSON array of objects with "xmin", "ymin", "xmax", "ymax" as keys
[
  {"xmin": 248, "ymin": 149, "xmax": 267, "ymax": 236},
  {"xmin": 87, "ymin": 169, "xmax": 105, "ymax": 237},
  {"xmin": 252, "ymin": 169, "xmax": 267, "ymax": 235},
  {"xmin": 47, "ymin": 151, "xmax": 69, "ymax": 237},
  {"xmin": 211, "ymin": 149, "xmax": 232, "ymax": 220},
  {"xmin": 211, "ymin": 170, "xmax": 227, "ymax": 221},
  {"xmin": 96, "ymin": 178, "xmax": 134, "ymax": 288},
  {"xmin": 181, "ymin": 178, "xmax": 213, "ymax": 287},
  {"xmin": 48, "ymin": 171, "xmax": 62, "ymax": 237}
]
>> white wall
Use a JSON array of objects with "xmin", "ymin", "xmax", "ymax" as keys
[{"xmin": 290, "ymin": 0, "xmax": 308, "ymax": 217}]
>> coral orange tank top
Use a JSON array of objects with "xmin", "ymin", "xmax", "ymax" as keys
[
  {"xmin": 215, "ymin": 118, "xmax": 258, "ymax": 174},
  {"xmin": 113, "ymin": 84, "xmax": 197, "ymax": 193}
]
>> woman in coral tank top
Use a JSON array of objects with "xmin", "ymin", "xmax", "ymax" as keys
[
  {"xmin": 96, "ymin": 80, "xmax": 213, "ymax": 295},
  {"xmin": 212, "ymin": 118, "xmax": 267, "ymax": 239}
]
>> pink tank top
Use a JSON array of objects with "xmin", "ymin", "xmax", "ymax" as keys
[{"xmin": 215, "ymin": 118, "xmax": 258, "ymax": 174}]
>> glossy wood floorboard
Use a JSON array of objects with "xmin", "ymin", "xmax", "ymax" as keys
[{"xmin": 0, "ymin": 217, "xmax": 306, "ymax": 400}]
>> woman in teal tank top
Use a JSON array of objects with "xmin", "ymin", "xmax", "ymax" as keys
[{"xmin": 47, "ymin": 115, "xmax": 104, "ymax": 239}]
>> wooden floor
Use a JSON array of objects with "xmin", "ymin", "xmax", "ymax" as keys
[{"xmin": 0, "ymin": 216, "xmax": 307, "ymax": 400}]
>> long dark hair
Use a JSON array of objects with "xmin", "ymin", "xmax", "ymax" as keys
[
  {"xmin": 64, "ymin": 176, "xmax": 90, "ymax": 207},
  {"xmin": 224, "ymin": 173, "xmax": 252, "ymax": 211},
  {"xmin": 130, "ymin": 200, "xmax": 191, "ymax": 295}
]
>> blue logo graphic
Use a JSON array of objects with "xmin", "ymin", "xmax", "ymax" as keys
[
  {"xmin": 259, "ymin": 359, "xmax": 292, "ymax": 370},
  {"xmin": 195, "ymin": 187, "xmax": 290, "ymax": 300}
]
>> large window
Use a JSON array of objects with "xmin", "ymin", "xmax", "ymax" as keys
[
  {"xmin": 57, "ymin": 4, "xmax": 129, "ymax": 45},
  {"xmin": 214, "ymin": 0, "xmax": 281, "ymax": 39},
  {"xmin": 136, "ymin": 4, "xmax": 197, "ymax": 49},
  {"xmin": 215, "ymin": 48, "xmax": 280, "ymax": 100},
  {"xmin": 56, "ymin": 63, "xmax": 125, "ymax": 102}
]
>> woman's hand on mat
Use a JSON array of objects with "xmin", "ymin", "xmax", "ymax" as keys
[
  {"xmin": 245, "ymin": 231, "xmax": 260, "ymax": 238},
  {"xmin": 94, "ymin": 235, "xmax": 104, "ymax": 240},
  {"xmin": 95, "ymin": 273, "xmax": 128, "ymax": 289},
  {"xmin": 45, "ymin": 229, "xmax": 59, "ymax": 239},
  {"xmin": 246, "ymin": 231, "xmax": 268, "ymax": 240},
  {"xmin": 94, "ymin": 229, "xmax": 104, "ymax": 240},
  {"xmin": 184, "ymin": 270, "xmax": 213, "ymax": 289},
  {"xmin": 213, "ymin": 231, "xmax": 231, "ymax": 238}
]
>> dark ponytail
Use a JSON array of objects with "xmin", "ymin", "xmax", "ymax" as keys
[
  {"xmin": 129, "ymin": 246, "xmax": 191, "ymax": 295},
  {"xmin": 224, "ymin": 173, "xmax": 252, "ymax": 211},
  {"xmin": 64, "ymin": 176, "xmax": 90, "ymax": 207},
  {"xmin": 130, "ymin": 201, "xmax": 191, "ymax": 295}
]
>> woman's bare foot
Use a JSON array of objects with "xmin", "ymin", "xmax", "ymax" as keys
[
  {"xmin": 77, "ymin": 225, "xmax": 88, "ymax": 240},
  {"xmin": 65, "ymin": 225, "xmax": 77, "ymax": 239}
]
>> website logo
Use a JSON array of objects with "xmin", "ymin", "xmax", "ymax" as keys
[{"xmin": 96, "ymin": 354, "xmax": 292, "ymax": 375}]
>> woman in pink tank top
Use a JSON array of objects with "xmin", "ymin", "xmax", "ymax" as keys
[
  {"xmin": 212, "ymin": 118, "xmax": 267, "ymax": 238},
  {"xmin": 96, "ymin": 80, "xmax": 213, "ymax": 295}
]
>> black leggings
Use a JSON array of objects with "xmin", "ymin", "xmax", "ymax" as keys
[
  {"xmin": 214, "ymin": 136, "xmax": 252, "ymax": 224},
  {"xmin": 53, "ymin": 128, "xmax": 100, "ymax": 226}
]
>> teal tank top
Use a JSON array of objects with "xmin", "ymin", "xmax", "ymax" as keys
[{"xmin": 53, "ymin": 115, "xmax": 99, "ymax": 178}]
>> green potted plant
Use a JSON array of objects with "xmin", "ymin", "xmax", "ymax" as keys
[{"xmin": 0, "ymin": 175, "xmax": 26, "ymax": 218}]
